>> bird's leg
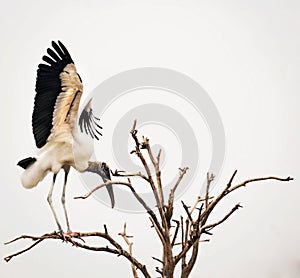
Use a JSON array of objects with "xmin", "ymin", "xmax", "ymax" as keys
[
  {"xmin": 47, "ymin": 174, "xmax": 63, "ymax": 234},
  {"xmin": 62, "ymin": 165, "xmax": 71, "ymax": 233},
  {"xmin": 60, "ymin": 166, "xmax": 83, "ymax": 246}
]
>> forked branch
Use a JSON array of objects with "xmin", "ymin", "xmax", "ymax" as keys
[{"xmin": 4, "ymin": 230, "xmax": 151, "ymax": 278}]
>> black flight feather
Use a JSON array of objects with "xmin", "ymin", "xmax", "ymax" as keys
[
  {"xmin": 32, "ymin": 41, "xmax": 75, "ymax": 148},
  {"xmin": 78, "ymin": 108, "xmax": 102, "ymax": 139}
]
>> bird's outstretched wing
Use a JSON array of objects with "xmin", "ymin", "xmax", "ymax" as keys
[
  {"xmin": 32, "ymin": 41, "xmax": 84, "ymax": 148},
  {"xmin": 78, "ymin": 100, "xmax": 103, "ymax": 140}
]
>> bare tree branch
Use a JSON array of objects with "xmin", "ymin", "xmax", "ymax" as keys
[
  {"xmin": 152, "ymin": 256, "xmax": 164, "ymax": 264},
  {"xmin": 202, "ymin": 203, "xmax": 242, "ymax": 233},
  {"xmin": 111, "ymin": 169, "xmax": 150, "ymax": 182},
  {"xmin": 75, "ymin": 179, "xmax": 165, "ymax": 242},
  {"xmin": 119, "ymin": 223, "xmax": 138, "ymax": 278},
  {"xmin": 4, "ymin": 238, "xmax": 44, "ymax": 262},
  {"xmin": 181, "ymin": 241, "xmax": 199, "ymax": 278},
  {"xmin": 5, "ymin": 231, "xmax": 151, "ymax": 278},
  {"xmin": 166, "ymin": 167, "xmax": 189, "ymax": 224},
  {"xmin": 229, "ymin": 175, "xmax": 293, "ymax": 192},
  {"xmin": 130, "ymin": 121, "xmax": 176, "ymax": 277},
  {"xmin": 174, "ymin": 172, "xmax": 293, "ymax": 272},
  {"xmin": 130, "ymin": 121, "xmax": 162, "ymax": 212},
  {"xmin": 200, "ymin": 172, "xmax": 293, "ymax": 226},
  {"xmin": 205, "ymin": 173, "xmax": 215, "ymax": 208},
  {"xmin": 171, "ymin": 220, "xmax": 180, "ymax": 246},
  {"xmin": 181, "ymin": 201, "xmax": 193, "ymax": 222},
  {"xmin": 74, "ymin": 180, "xmax": 130, "ymax": 200}
]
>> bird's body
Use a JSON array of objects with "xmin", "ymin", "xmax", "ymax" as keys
[
  {"xmin": 18, "ymin": 41, "xmax": 114, "ymax": 234},
  {"xmin": 21, "ymin": 108, "xmax": 94, "ymax": 189}
]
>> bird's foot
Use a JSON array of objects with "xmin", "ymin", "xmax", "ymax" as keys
[
  {"xmin": 66, "ymin": 231, "xmax": 86, "ymax": 244},
  {"xmin": 56, "ymin": 230, "xmax": 85, "ymax": 246}
]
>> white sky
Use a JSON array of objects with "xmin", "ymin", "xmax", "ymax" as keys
[{"xmin": 0, "ymin": 1, "xmax": 299, "ymax": 277}]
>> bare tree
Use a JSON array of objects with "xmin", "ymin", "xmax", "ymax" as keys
[{"xmin": 5, "ymin": 120, "xmax": 293, "ymax": 278}]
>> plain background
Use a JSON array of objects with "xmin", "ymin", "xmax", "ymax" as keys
[{"xmin": 0, "ymin": 1, "xmax": 299, "ymax": 277}]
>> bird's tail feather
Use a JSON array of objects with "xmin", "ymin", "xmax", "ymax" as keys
[
  {"xmin": 17, "ymin": 157, "xmax": 37, "ymax": 169},
  {"xmin": 17, "ymin": 157, "xmax": 47, "ymax": 189}
]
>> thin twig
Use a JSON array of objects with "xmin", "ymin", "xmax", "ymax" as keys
[
  {"xmin": 74, "ymin": 181, "xmax": 130, "ymax": 200},
  {"xmin": 119, "ymin": 223, "xmax": 138, "ymax": 278},
  {"xmin": 152, "ymin": 256, "xmax": 164, "ymax": 264},
  {"xmin": 145, "ymin": 138, "xmax": 164, "ymax": 207},
  {"xmin": 202, "ymin": 203, "xmax": 242, "ymax": 232},
  {"xmin": 166, "ymin": 167, "xmax": 189, "ymax": 223},
  {"xmin": 180, "ymin": 216, "xmax": 186, "ymax": 266},
  {"xmin": 171, "ymin": 220, "xmax": 180, "ymax": 246},
  {"xmin": 205, "ymin": 173, "xmax": 215, "ymax": 208},
  {"xmin": 229, "ymin": 176, "xmax": 293, "ymax": 193},
  {"xmin": 181, "ymin": 201, "xmax": 193, "ymax": 222},
  {"xmin": 190, "ymin": 196, "xmax": 213, "ymax": 215},
  {"xmin": 111, "ymin": 169, "xmax": 149, "ymax": 182},
  {"xmin": 184, "ymin": 220, "xmax": 189, "ymax": 247},
  {"xmin": 227, "ymin": 170, "xmax": 238, "ymax": 189},
  {"xmin": 149, "ymin": 217, "xmax": 165, "ymax": 245},
  {"xmin": 4, "ymin": 239, "xmax": 44, "ymax": 262}
]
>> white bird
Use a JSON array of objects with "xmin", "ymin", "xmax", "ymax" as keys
[{"xmin": 17, "ymin": 41, "xmax": 115, "ymax": 235}]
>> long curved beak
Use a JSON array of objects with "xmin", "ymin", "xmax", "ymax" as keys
[
  {"xmin": 105, "ymin": 183, "xmax": 115, "ymax": 208},
  {"xmin": 100, "ymin": 162, "xmax": 115, "ymax": 208},
  {"xmin": 86, "ymin": 161, "xmax": 115, "ymax": 208}
]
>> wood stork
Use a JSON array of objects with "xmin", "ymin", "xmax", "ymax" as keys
[{"xmin": 17, "ymin": 41, "xmax": 115, "ymax": 235}]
